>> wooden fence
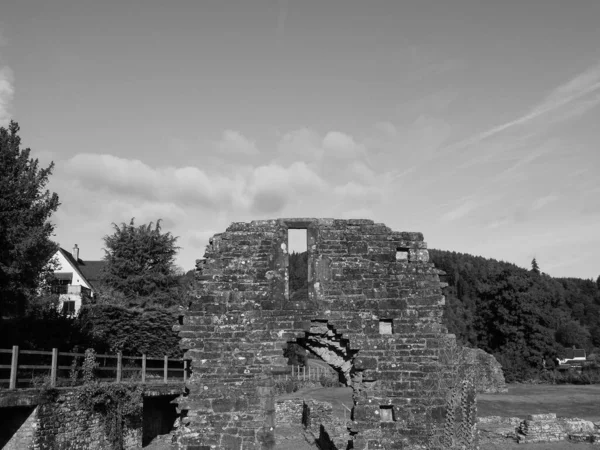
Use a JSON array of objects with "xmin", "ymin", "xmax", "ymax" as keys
[
  {"xmin": 274, "ymin": 364, "xmax": 336, "ymax": 381},
  {"xmin": 0, "ymin": 346, "xmax": 189, "ymax": 390}
]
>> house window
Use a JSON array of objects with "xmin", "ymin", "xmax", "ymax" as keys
[{"xmin": 62, "ymin": 301, "xmax": 76, "ymax": 315}]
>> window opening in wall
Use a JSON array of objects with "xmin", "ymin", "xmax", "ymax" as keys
[
  {"xmin": 380, "ymin": 405, "xmax": 395, "ymax": 422},
  {"xmin": 62, "ymin": 300, "xmax": 75, "ymax": 315},
  {"xmin": 396, "ymin": 247, "xmax": 409, "ymax": 261},
  {"xmin": 379, "ymin": 319, "xmax": 393, "ymax": 335},
  {"xmin": 288, "ymin": 228, "xmax": 308, "ymax": 302}
]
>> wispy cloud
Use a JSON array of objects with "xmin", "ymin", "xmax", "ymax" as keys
[
  {"xmin": 441, "ymin": 198, "xmax": 479, "ymax": 222},
  {"xmin": 0, "ymin": 66, "xmax": 14, "ymax": 126},
  {"xmin": 276, "ymin": 0, "xmax": 289, "ymax": 40},
  {"xmin": 532, "ymin": 194, "xmax": 559, "ymax": 211},
  {"xmin": 446, "ymin": 61, "xmax": 600, "ymax": 152}
]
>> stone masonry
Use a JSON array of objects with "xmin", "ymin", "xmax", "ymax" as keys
[
  {"xmin": 2, "ymin": 389, "xmax": 140, "ymax": 450},
  {"xmin": 175, "ymin": 218, "xmax": 451, "ymax": 449}
]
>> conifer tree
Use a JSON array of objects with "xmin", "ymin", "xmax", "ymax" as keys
[
  {"xmin": 531, "ymin": 258, "xmax": 540, "ymax": 274},
  {"xmin": 0, "ymin": 121, "xmax": 60, "ymax": 315},
  {"xmin": 101, "ymin": 218, "xmax": 180, "ymax": 305}
]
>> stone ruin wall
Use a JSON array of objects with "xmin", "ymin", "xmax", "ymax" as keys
[{"xmin": 175, "ymin": 218, "xmax": 452, "ymax": 449}]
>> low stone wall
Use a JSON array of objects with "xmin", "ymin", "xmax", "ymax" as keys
[
  {"xmin": 2, "ymin": 389, "xmax": 141, "ymax": 450},
  {"xmin": 478, "ymin": 414, "xmax": 600, "ymax": 445}
]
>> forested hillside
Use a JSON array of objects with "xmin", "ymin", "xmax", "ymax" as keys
[{"xmin": 429, "ymin": 249, "xmax": 600, "ymax": 381}]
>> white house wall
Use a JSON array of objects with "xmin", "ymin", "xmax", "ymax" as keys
[{"xmin": 53, "ymin": 251, "xmax": 92, "ymax": 290}]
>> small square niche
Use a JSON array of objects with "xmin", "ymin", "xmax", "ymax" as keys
[
  {"xmin": 396, "ymin": 247, "xmax": 409, "ymax": 261},
  {"xmin": 380, "ymin": 405, "xmax": 395, "ymax": 422},
  {"xmin": 379, "ymin": 319, "xmax": 393, "ymax": 335}
]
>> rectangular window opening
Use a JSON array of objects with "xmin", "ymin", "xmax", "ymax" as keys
[
  {"xmin": 379, "ymin": 319, "xmax": 393, "ymax": 335},
  {"xmin": 288, "ymin": 229, "xmax": 308, "ymax": 302},
  {"xmin": 396, "ymin": 247, "xmax": 409, "ymax": 261},
  {"xmin": 62, "ymin": 301, "xmax": 76, "ymax": 315},
  {"xmin": 380, "ymin": 405, "xmax": 395, "ymax": 422}
]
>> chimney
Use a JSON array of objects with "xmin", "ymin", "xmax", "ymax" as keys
[{"xmin": 73, "ymin": 244, "xmax": 79, "ymax": 261}]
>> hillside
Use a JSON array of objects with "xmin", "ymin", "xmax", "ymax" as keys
[{"xmin": 429, "ymin": 249, "xmax": 600, "ymax": 381}]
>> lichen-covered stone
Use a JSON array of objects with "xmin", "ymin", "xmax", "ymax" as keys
[
  {"xmin": 463, "ymin": 347, "xmax": 507, "ymax": 393},
  {"xmin": 176, "ymin": 218, "xmax": 451, "ymax": 449}
]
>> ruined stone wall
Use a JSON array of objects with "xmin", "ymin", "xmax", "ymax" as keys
[
  {"xmin": 2, "ymin": 390, "xmax": 140, "ymax": 450},
  {"xmin": 176, "ymin": 218, "xmax": 450, "ymax": 449}
]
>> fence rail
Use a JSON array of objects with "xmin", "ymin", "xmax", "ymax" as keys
[
  {"xmin": 0, "ymin": 346, "xmax": 190, "ymax": 390},
  {"xmin": 273, "ymin": 364, "xmax": 336, "ymax": 382}
]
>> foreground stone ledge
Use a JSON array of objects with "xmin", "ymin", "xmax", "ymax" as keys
[{"xmin": 478, "ymin": 414, "xmax": 600, "ymax": 446}]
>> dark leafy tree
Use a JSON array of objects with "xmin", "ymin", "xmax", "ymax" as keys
[
  {"xmin": 429, "ymin": 249, "xmax": 600, "ymax": 381},
  {"xmin": 0, "ymin": 121, "xmax": 60, "ymax": 315},
  {"xmin": 289, "ymin": 251, "xmax": 308, "ymax": 302},
  {"xmin": 101, "ymin": 218, "xmax": 181, "ymax": 306},
  {"xmin": 555, "ymin": 320, "xmax": 591, "ymax": 348},
  {"xmin": 531, "ymin": 258, "xmax": 540, "ymax": 274}
]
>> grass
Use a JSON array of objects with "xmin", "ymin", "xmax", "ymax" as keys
[{"xmin": 478, "ymin": 383, "xmax": 600, "ymax": 422}]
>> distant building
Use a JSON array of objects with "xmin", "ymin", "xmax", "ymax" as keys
[
  {"xmin": 557, "ymin": 348, "xmax": 587, "ymax": 366},
  {"xmin": 49, "ymin": 244, "xmax": 105, "ymax": 315}
]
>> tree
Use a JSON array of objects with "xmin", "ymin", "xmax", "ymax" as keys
[
  {"xmin": 101, "ymin": 218, "xmax": 181, "ymax": 305},
  {"xmin": 555, "ymin": 320, "xmax": 590, "ymax": 349},
  {"xmin": 531, "ymin": 258, "xmax": 540, "ymax": 275},
  {"xmin": 0, "ymin": 121, "xmax": 60, "ymax": 315}
]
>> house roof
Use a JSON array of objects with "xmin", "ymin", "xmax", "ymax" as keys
[
  {"xmin": 77, "ymin": 260, "xmax": 105, "ymax": 285},
  {"xmin": 564, "ymin": 348, "xmax": 586, "ymax": 359},
  {"xmin": 57, "ymin": 248, "xmax": 106, "ymax": 291}
]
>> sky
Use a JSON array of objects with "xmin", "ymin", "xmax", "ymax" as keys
[{"xmin": 1, "ymin": 0, "xmax": 599, "ymax": 279}]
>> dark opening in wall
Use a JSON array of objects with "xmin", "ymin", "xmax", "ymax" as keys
[
  {"xmin": 380, "ymin": 405, "xmax": 395, "ymax": 422},
  {"xmin": 396, "ymin": 247, "xmax": 409, "ymax": 261},
  {"xmin": 379, "ymin": 319, "xmax": 393, "ymax": 335},
  {"xmin": 288, "ymin": 228, "xmax": 308, "ymax": 302}
]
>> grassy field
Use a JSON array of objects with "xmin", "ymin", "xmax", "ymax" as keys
[{"xmin": 478, "ymin": 383, "xmax": 600, "ymax": 422}]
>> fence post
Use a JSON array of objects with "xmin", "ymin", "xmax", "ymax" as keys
[
  {"xmin": 164, "ymin": 355, "xmax": 168, "ymax": 384},
  {"xmin": 183, "ymin": 360, "xmax": 188, "ymax": 382},
  {"xmin": 9, "ymin": 345, "xmax": 19, "ymax": 390},
  {"xmin": 50, "ymin": 348, "xmax": 58, "ymax": 387},
  {"xmin": 141, "ymin": 354, "xmax": 146, "ymax": 383},
  {"xmin": 303, "ymin": 366, "xmax": 306, "ymax": 381},
  {"xmin": 116, "ymin": 352, "xmax": 122, "ymax": 382}
]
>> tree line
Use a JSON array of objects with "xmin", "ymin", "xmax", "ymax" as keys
[{"xmin": 429, "ymin": 249, "xmax": 600, "ymax": 381}]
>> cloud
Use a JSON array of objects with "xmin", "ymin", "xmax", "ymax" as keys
[
  {"xmin": 441, "ymin": 199, "xmax": 478, "ymax": 222},
  {"xmin": 446, "ymin": 60, "xmax": 600, "ymax": 151},
  {"xmin": 322, "ymin": 131, "xmax": 365, "ymax": 159},
  {"xmin": 0, "ymin": 66, "xmax": 14, "ymax": 126},
  {"xmin": 62, "ymin": 153, "xmax": 329, "ymax": 217},
  {"xmin": 277, "ymin": 128, "xmax": 323, "ymax": 163},
  {"xmin": 247, "ymin": 161, "xmax": 327, "ymax": 213},
  {"xmin": 216, "ymin": 129, "xmax": 259, "ymax": 155},
  {"xmin": 532, "ymin": 194, "xmax": 559, "ymax": 211}
]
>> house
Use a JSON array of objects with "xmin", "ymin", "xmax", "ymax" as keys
[
  {"xmin": 557, "ymin": 348, "xmax": 587, "ymax": 366},
  {"xmin": 49, "ymin": 244, "xmax": 105, "ymax": 315}
]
